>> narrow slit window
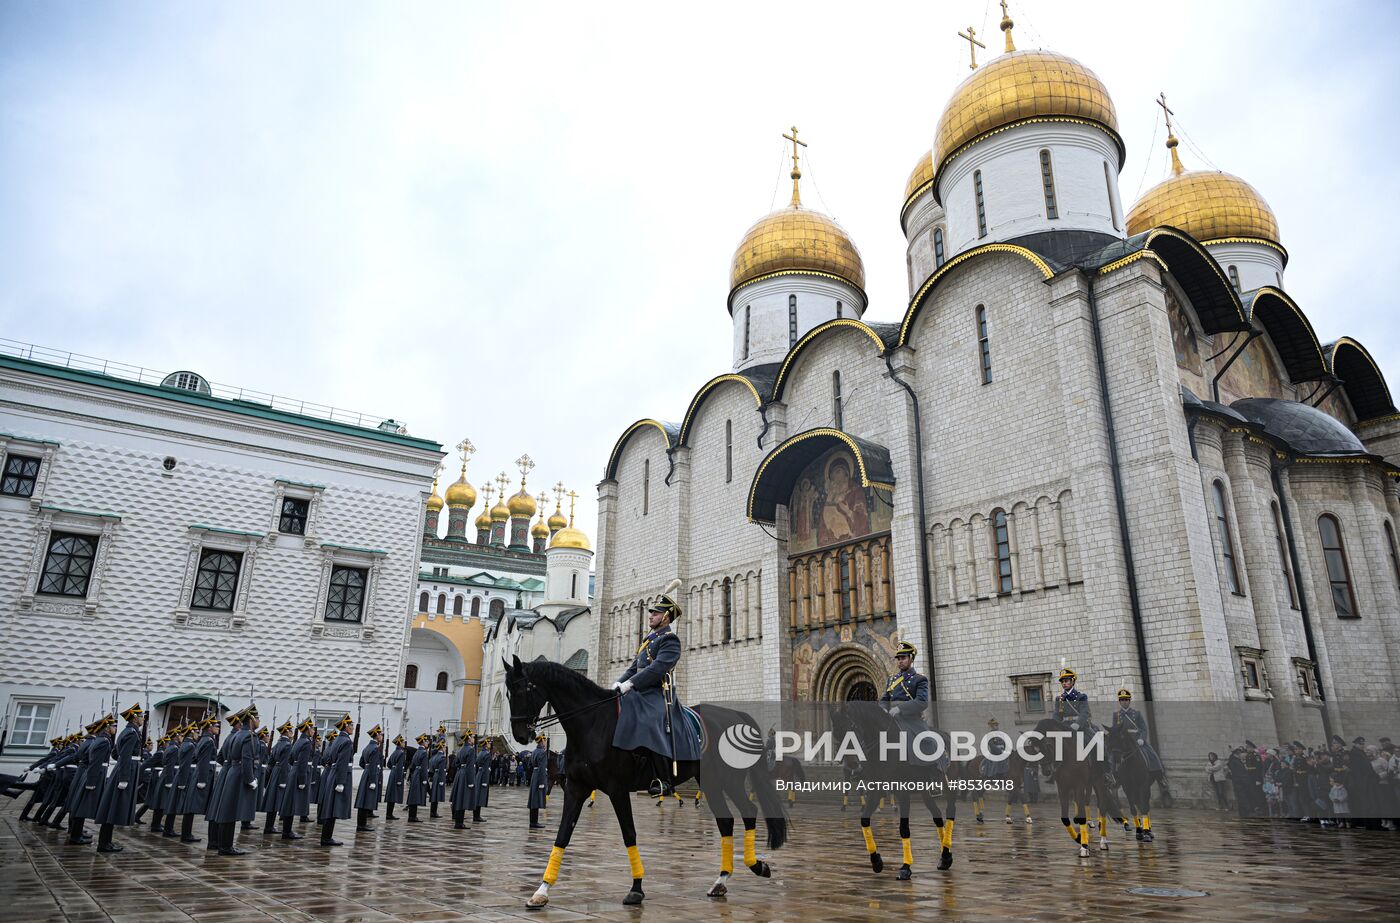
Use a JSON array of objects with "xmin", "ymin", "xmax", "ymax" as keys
[
  {"xmin": 1318, "ymin": 514, "xmax": 1357, "ymax": 617},
  {"xmin": 643, "ymin": 459, "xmax": 650, "ymax": 515},
  {"xmin": 976, "ymin": 305, "xmax": 992, "ymax": 384},
  {"xmin": 992, "ymin": 509, "xmax": 1012, "ymax": 594},
  {"xmin": 1272, "ymin": 501, "xmax": 1299, "ymax": 609},
  {"xmin": 1039, "ymin": 150, "xmax": 1058, "ymax": 220},
  {"xmin": 832, "ymin": 371, "xmax": 843, "ymax": 429},
  {"xmin": 1228, "ymin": 265, "xmax": 1241, "ymax": 293},
  {"xmin": 788, "ymin": 295, "xmax": 798, "ymax": 348},
  {"xmin": 1212, "ymin": 481, "xmax": 1242, "ymax": 594},
  {"xmin": 974, "ymin": 170, "xmax": 988, "ymax": 238},
  {"xmin": 1104, "ymin": 161, "xmax": 1120, "ymax": 230},
  {"xmin": 836, "ymin": 301, "xmax": 843, "ymax": 319},
  {"xmin": 725, "ymin": 420, "xmax": 733, "ymax": 484},
  {"xmin": 934, "ymin": 228, "xmax": 945, "ymax": 267},
  {"xmin": 742, "ymin": 305, "xmax": 751, "ymax": 360}
]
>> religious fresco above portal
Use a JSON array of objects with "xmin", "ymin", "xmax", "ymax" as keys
[
  {"xmin": 788, "ymin": 446, "xmax": 892, "ymax": 555},
  {"xmin": 1218, "ymin": 336, "xmax": 1287, "ymax": 404},
  {"xmin": 1166, "ymin": 286, "xmax": 1209, "ymax": 398}
]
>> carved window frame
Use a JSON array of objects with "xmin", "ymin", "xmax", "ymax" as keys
[
  {"xmin": 174, "ymin": 526, "xmax": 263, "ymax": 631},
  {"xmin": 269, "ymin": 479, "xmax": 325, "ymax": 546},
  {"xmin": 18, "ymin": 506, "xmax": 121, "ymax": 619},
  {"xmin": 310, "ymin": 543, "xmax": 387, "ymax": 641},
  {"xmin": 0, "ymin": 435, "xmax": 59, "ymax": 512}
]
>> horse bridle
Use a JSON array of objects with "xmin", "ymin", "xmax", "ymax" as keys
[{"xmin": 509, "ymin": 675, "xmax": 620, "ymax": 737}]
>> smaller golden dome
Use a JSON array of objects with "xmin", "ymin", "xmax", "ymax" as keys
[
  {"xmin": 1126, "ymin": 170, "xmax": 1280, "ymax": 244},
  {"xmin": 474, "ymin": 507, "xmax": 492, "ymax": 530},
  {"xmin": 426, "ymin": 477, "xmax": 445, "ymax": 512},
  {"xmin": 902, "ymin": 150, "xmax": 934, "ymax": 217},
  {"xmin": 508, "ymin": 488, "xmax": 536, "ymax": 518},
  {"xmin": 730, "ymin": 206, "xmax": 865, "ymax": 294},
  {"xmin": 530, "ymin": 517, "xmax": 550, "ymax": 539},
  {"xmin": 444, "ymin": 476, "xmax": 476, "ymax": 509},
  {"xmin": 550, "ymin": 525, "xmax": 591, "ymax": 551},
  {"xmin": 490, "ymin": 494, "xmax": 510, "ymax": 522},
  {"xmin": 547, "ymin": 505, "xmax": 568, "ymax": 533}
]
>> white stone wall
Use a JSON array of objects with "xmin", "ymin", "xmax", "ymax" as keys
[
  {"xmin": 404, "ymin": 627, "xmax": 462, "ymax": 728},
  {"xmin": 544, "ymin": 546, "xmax": 592, "ymax": 605},
  {"xmin": 1204, "ymin": 240, "xmax": 1286, "ymax": 294},
  {"xmin": 731, "ymin": 275, "xmax": 866, "ymax": 372},
  {"xmin": 940, "ymin": 122, "xmax": 1123, "ymax": 256},
  {"xmin": 903, "ymin": 193, "xmax": 947, "ymax": 298}
]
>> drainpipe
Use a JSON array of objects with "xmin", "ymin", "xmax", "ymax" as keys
[
  {"xmin": 1269, "ymin": 461, "xmax": 1332, "ymax": 741},
  {"xmin": 1084, "ymin": 274, "xmax": 1155, "ymax": 744},
  {"xmin": 885, "ymin": 353, "xmax": 937, "ymax": 701},
  {"xmin": 1211, "ymin": 329, "xmax": 1262, "ymax": 403}
]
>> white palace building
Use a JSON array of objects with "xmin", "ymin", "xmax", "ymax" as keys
[
  {"xmin": 0, "ymin": 343, "xmax": 442, "ymax": 769},
  {"xmin": 591, "ymin": 11, "xmax": 1400, "ymax": 756}
]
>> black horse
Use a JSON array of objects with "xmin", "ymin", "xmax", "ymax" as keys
[
  {"xmin": 1023, "ymin": 717, "xmax": 1123, "ymax": 857},
  {"xmin": 1106, "ymin": 721, "xmax": 1156, "ymax": 841},
  {"xmin": 503, "ymin": 657, "xmax": 787, "ymax": 908},
  {"xmin": 829, "ymin": 703, "xmax": 954, "ymax": 878}
]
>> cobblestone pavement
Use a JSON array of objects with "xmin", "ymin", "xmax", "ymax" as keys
[{"xmin": 4, "ymin": 788, "xmax": 1398, "ymax": 922}]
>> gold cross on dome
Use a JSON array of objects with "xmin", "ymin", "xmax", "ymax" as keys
[
  {"xmin": 958, "ymin": 26, "xmax": 986, "ymax": 69},
  {"xmin": 567, "ymin": 490, "xmax": 578, "ymax": 524},
  {"xmin": 515, "ymin": 454, "xmax": 535, "ymax": 479},
  {"xmin": 782, "ymin": 126, "xmax": 807, "ymax": 207},
  {"xmin": 496, "ymin": 472, "xmax": 510, "ymax": 497},
  {"xmin": 553, "ymin": 481, "xmax": 566, "ymax": 504},
  {"xmin": 1155, "ymin": 92, "xmax": 1175, "ymax": 135}
]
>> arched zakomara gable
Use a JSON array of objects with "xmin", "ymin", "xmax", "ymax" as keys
[
  {"xmin": 896, "ymin": 242, "xmax": 1056, "ymax": 349},
  {"xmin": 770, "ymin": 318, "xmax": 890, "ymax": 403},
  {"xmin": 603, "ymin": 418, "xmax": 681, "ymax": 482},
  {"xmin": 1244, "ymin": 287, "xmax": 1329, "ymax": 385},
  {"xmin": 748, "ymin": 427, "xmax": 896, "ymax": 525},
  {"xmin": 1092, "ymin": 226, "xmax": 1251, "ymax": 336},
  {"xmin": 676, "ymin": 368, "xmax": 773, "ymax": 449},
  {"xmin": 1325, "ymin": 337, "xmax": 1397, "ymax": 423}
]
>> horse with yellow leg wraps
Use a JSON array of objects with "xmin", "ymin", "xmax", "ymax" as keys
[{"xmin": 503, "ymin": 656, "xmax": 786, "ymax": 909}]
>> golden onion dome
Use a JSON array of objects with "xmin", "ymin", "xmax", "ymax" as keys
[
  {"xmin": 550, "ymin": 525, "xmax": 591, "ymax": 551},
  {"xmin": 933, "ymin": 50, "xmax": 1120, "ymax": 196},
  {"xmin": 474, "ymin": 506, "xmax": 492, "ymax": 530},
  {"xmin": 547, "ymin": 506, "xmax": 568, "ymax": 532},
  {"xmin": 508, "ymin": 488, "xmax": 537, "ymax": 518},
  {"xmin": 902, "ymin": 149, "xmax": 934, "ymax": 218},
  {"xmin": 444, "ymin": 475, "xmax": 476, "ymax": 509},
  {"xmin": 490, "ymin": 493, "xmax": 510, "ymax": 523},
  {"xmin": 426, "ymin": 478, "xmax": 445, "ymax": 512},
  {"xmin": 530, "ymin": 517, "xmax": 550, "ymax": 539},
  {"xmin": 1127, "ymin": 169, "xmax": 1280, "ymax": 245},
  {"xmin": 729, "ymin": 205, "xmax": 865, "ymax": 295}
]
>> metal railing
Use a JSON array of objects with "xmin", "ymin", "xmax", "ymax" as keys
[{"xmin": 1, "ymin": 337, "xmax": 399, "ymax": 432}]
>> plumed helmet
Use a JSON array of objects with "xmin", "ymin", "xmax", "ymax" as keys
[
  {"xmin": 1058, "ymin": 667, "xmax": 1078, "ymax": 684},
  {"xmin": 895, "ymin": 640, "xmax": 917, "ymax": 659},
  {"xmin": 647, "ymin": 579, "xmax": 684, "ymax": 621},
  {"xmin": 1117, "ymin": 687, "xmax": 1132, "ymax": 700}
]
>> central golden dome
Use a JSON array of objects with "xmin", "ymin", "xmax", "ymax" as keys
[
  {"xmin": 1127, "ymin": 170, "xmax": 1280, "ymax": 245},
  {"xmin": 507, "ymin": 488, "xmax": 537, "ymax": 518},
  {"xmin": 730, "ymin": 205, "xmax": 865, "ymax": 295},
  {"xmin": 550, "ymin": 524, "xmax": 591, "ymax": 551},
  {"xmin": 444, "ymin": 475, "xmax": 476, "ymax": 509},
  {"xmin": 933, "ymin": 50, "xmax": 1120, "ymax": 190}
]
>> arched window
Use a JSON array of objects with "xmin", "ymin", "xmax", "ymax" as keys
[
  {"xmin": 1211, "ymin": 481, "xmax": 1242, "ymax": 594},
  {"xmin": 836, "ymin": 300, "xmax": 843, "ymax": 319},
  {"xmin": 976, "ymin": 305, "xmax": 992, "ymax": 384},
  {"xmin": 571, "ymin": 571, "xmax": 579, "ymax": 599},
  {"xmin": 788, "ymin": 294, "xmax": 798, "ymax": 348},
  {"xmin": 974, "ymin": 170, "xmax": 988, "ymax": 238},
  {"xmin": 992, "ymin": 509, "xmax": 1012, "ymax": 594},
  {"xmin": 436, "ymin": 593, "xmax": 446, "ymax": 614},
  {"xmin": 404, "ymin": 664, "xmax": 418, "ymax": 689},
  {"xmin": 1039, "ymin": 149, "xmax": 1058, "ymax": 220},
  {"xmin": 1227, "ymin": 265, "xmax": 1241, "ymax": 293},
  {"xmin": 471, "ymin": 596, "xmax": 481, "ymax": 618},
  {"xmin": 1103, "ymin": 161, "xmax": 1120, "ymax": 231},
  {"xmin": 722, "ymin": 577, "xmax": 733, "ymax": 643},
  {"xmin": 515, "ymin": 597, "xmax": 522, "ymax": 609},
  {"xmin": 832, "ymin": 370, "xmax": 843, "ymax": 428},
  {"xmin": 934, "ymin": 227, "xmax": 946, "ymax": 267},
  {"xmin": 418, "ymin": 591, "xmax": 429, "ymax": 613},
  {"xmin": 1271, "ymin": 501, "xmax": 1299, "ymax": 609},
  {"xmin": 742, "ymin": 305, "xmax": 751, "ymax": 360},
  {"xmin": 725, "ymin": 419, "xmax": 733, "ymax": 484},
  {"xmin": 489, "ymin": 598, "xmax": 505, "ymax": 619},
  {"xmin": 1318, "ymin": 514, "xmax": 1357, "ymax": 617},
  {"xmin": 435, "ymin": 671, "xmax": 449, "ymax": 691},
  {"xmin": 453, "ymin": 596, "xmax": 463, "ymax": 616},
  {"xmin": 642, "ymin": 459, "xmax": 650, "ymax": 515},
  {"xmin": 1385, "ymin": 521, "xmax": 1400, "ymax": 592}
]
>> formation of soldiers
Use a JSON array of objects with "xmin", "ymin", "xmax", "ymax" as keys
[{"xmin": 14, "ymin": 702, "xmax": 565, "ymax": 856}]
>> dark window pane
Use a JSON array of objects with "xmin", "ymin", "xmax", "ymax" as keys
[
  {"xmin": 39, "ymin": 532, "xmax": 97, "ymax": 597},
  {"xmin": 1, "ymin": 455, "xmax": 42, "ymax": 498},
  {"xmin": 191, "ymin": 549, "xmax": 241, "ymax": 610},
  {"xmin": 324, "ymin": 566, "xmax": 367, "ymax": 622},
  {"xmin": 279, "ymin": 497, "xmax": 309, "ymax": 535}
]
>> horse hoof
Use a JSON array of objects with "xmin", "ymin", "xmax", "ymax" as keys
[
  {"xmin": 1099, "ymin": 839, "xmax": 1109, "ymax": 851},
  {"xmin": 1123, "ymin": 822, "xmax": 1133, "ymax": 834},
  {"xmin": 622, "ymin": 890, "xmax": 645, "ymax": 906},
  {"xmin": 896, "ymin": 865, "xmax": 912, "ymax": 881},
  {"xmin": 750, "ymin": 861, "xmax": 771, "ymax": 878},
  {"xmin": 1134, "ymin": 830, "xmax": 1144, "ymax": 841},
  {"xmin": 1143, "ymin": 832, "xmax": 1155, "ymax": 842},
  {"xmin": 870, "ymin": 852, "xmax": 884, "ymax": 873},
  {"xmin": 939, "ymin": 848, "xmax": 952, "ymax": 871},
  {"xmin": 707, "ymin": 883, "xmax": 728, "ymax": 898},
  {"xmin": 526, "ymin": 893, "xmax": 549, "ymax": 909},
  {"xmin": 1078, "ymin": 846, "xmax": 1089, "ymax": 858}
]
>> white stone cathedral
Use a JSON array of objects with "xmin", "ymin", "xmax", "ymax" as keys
[{"xmin": 591, "ymin": 10, "xmax": 1399, "ymax": 754}]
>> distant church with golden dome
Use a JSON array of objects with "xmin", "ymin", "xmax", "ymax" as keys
[
  {"xmin": 592, "ymin": 5, "xmax": 1399, "ymax": 762},
  {"xmin": 405, "ymin": 440, "xmax": 593, "ymax": 737}
]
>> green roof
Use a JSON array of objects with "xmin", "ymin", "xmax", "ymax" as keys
[{"xmin": 2, "ymin": 354, "xmax": 442, "ymax": 452}]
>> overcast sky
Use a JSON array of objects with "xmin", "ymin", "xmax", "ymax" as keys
[{"xmin": 3, "ymin": 1, "xmax": 1396, "ymax": 543}]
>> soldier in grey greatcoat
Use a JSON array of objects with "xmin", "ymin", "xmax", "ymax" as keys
[
  {"xmin": 317, "ymin": 715, "xmax": 355, "ymax": 846},
  {"xmin": 177, "ymin": 717, "xmax": 218, "ymax": 844},
  {"xmin": 207, "ymin": 705, "xmax": 260, "ymax": 856},
  {"xmin": 163, "ymin": 721, "xmax": 197, "ymax": 839},
  {"xmin": 405, "ymin": 735, "xmax": 429, "ymax": 822},
  {"xmin": 611, "ymin": 582, "xmax": 702, "ymax": 795},
  {"xmin": 527, "ymin": 735, "xmax": 550, "ymax": 829},
  {"xmin": 67, "ymin": 717, "xmax": 114, "ymax": 845},
  {"xmin": 201, "ymin": 711, "xmax": 240, "ymax": 850},
  {"xmin": 277, "ymin": 718, "xmax": 315, "ymax": 840},
  {"xmin": 148, "ymin": 729, "xmax": 183, "ymax": 832},
  {"xmin": 384, "ymin": 734, "xmax": 407, "ymax": 820},
  {"xmin": 428, "ymin": 741, "xmax": 448, "ymax": 818},
  {"xmin": 354, "ymin": 724, "xmax": 384, "ymax": 832},
  {"xmin": 449, "ymin": 734, "xmax": 476, "ymax": 828},
  {"xmin": 262, "ymin": 720, "xmax": 293, "ymax": 834},
  {"xmin": 93, "ymin": 704, "xmax": 146, "ymax": 852},
  {"xmin": 471, "ymin": 736, "xmax": 493, "ymax": 822},
  {"xmin": 39, "ymin": 733, "xmax": 82, "ymax": 829},
  {"xmin": 133, "ymin": 734, "xmax": 163, "ymax": 825},
  {"xmin": 18, "ymin": 736, "xmax": 64, "ymax": 823}
]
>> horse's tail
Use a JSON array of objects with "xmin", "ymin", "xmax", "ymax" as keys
[{"xmin": 744, "ymin": 753, "xmax": 788, "ymax": 851}]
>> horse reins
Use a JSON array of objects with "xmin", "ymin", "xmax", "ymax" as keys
[{"xmin": 515, "ymin": 683, "xmax": 621, "ymax": 736}]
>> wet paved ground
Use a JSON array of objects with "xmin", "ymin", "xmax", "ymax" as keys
[{"xmin": 4, "ymin": 787, "xmax": 1399, "ymax": 922}]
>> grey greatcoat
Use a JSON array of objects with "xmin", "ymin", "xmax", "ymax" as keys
[
  {"xmin": 182, "ymin": 732, "xmax": 219, "ymax": 815},
  {"xmin": 527, "ymin": 744, "xmax": 550, "ymax": 809},
  {"xmin": 449, "ymin": 744, "xmax": 475, "ymax": 812},
  {"xmin": 316, "ymin": 733, "xmax": 354, "ymax": 820},
  {"xmin": 385, "ymin": 745, "xmax": 407, "ymax": 803},
  {"xmin": 44, "ymin": 744, "xmax": 81, "ymax": 812},
  {"xmin": 612, "ymin": 626, "xmax": 701, "ymax": 761},
  {"xmin": 170, "ymin": 737, "xmax": 198, "ymax": 814},
  {"xmin": 68, "ymin": 734, "xmax": 111, "ymax": 819},
  {"xmin": 94, "ymin": 722, "xmax": 143, "ymax": 826},
  {"xmin": 353, "ymin": 739, "xmax": 383, "ymax": 810},
  {"xmin": 473, "ymin": 745, "xmax": 493, "ymax": 808},
  {"xmin": 1111, "ymin": 706, "xmax": 1165, "ymax": 774},
  {"xmin": 428, "ymin": 749, "xmax": 447, "ymax": 803},
  {"xmin": 261, "ymin": 736, "xmax": 291, "ymax": 812},
  {"xmin": 278, "ymin": 735, "xmax": 314, "ymax": 818},
  {"xmin": 152, "ymin": 741, "xmax": 180, "ymax": 812},
  {"xmin": 207, "ymin": 728, "xmax": 258, "ymax": 824},
  {"xmin": 138, "ymin": 746, "xmax": 164, "ymax": 809},
  {"xmin": 405, "ymin": 747, "xmax": 428, "ymax": 806},
  {"xmin": 204, "ymin": 731, "xmax": 237, "ymax": 819}
]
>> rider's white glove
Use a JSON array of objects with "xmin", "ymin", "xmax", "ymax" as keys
[
  {"xmin": 611, "ymin": 681, "xmax": 624, "ymax": 691},
  {"xmin": 618, "ymin": 680, "xmax": 634, "ymax": 695}
]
